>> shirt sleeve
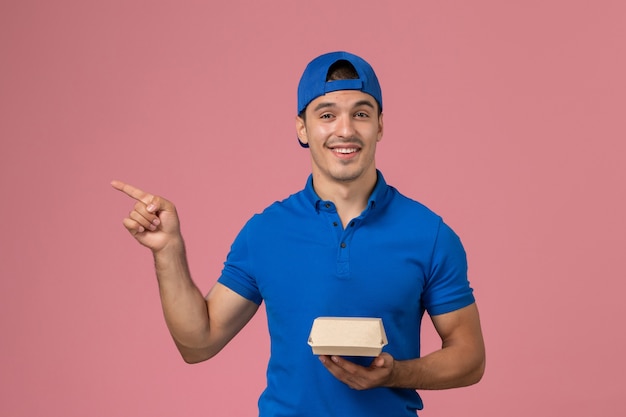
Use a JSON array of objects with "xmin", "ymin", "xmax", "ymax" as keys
[
  {"xmin": 217, "ymin": 220, "xmax": 263, "ymax": 305},
  {"xmin": 422, "ymin": 220, "xmax": 475, "ymax": 316}
]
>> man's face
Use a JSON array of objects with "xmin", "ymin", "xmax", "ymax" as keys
[{"xmin": 296, "ymin": 90, "xmax": 383, "ymax": 186}]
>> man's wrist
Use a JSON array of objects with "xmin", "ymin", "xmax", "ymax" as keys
[{"xmin": 153, "ymin": 235, "xmax": 187, "ymax": 271}]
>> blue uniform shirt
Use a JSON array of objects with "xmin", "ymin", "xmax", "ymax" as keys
[{"xmin": 218, "ymin": 171, "xmax": 475, "ymax": 417}]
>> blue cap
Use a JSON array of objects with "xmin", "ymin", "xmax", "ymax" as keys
[{"xmin": 297, "ymin": 51, "xmax": 383, "ymax": 148}]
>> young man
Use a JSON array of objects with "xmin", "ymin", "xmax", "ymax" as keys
[{"xmin": 112, "ymin": 51, "xmax": 485, "ymax": 416}]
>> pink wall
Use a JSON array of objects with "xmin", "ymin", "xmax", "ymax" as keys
[{"xmin": 1, "ymin": 1, "xmax": 625, "ymax": 416}]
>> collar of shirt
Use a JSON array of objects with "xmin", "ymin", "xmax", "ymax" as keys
[{"xmin": 303, "ymin": 170, "xmax": 391, "ymax": 215}]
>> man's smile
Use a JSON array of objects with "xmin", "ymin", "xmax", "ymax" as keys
[{"xmin": 331, "ymin": 147, "xmax": 359, "ymax": 154}]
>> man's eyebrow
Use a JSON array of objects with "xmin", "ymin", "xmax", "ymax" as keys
[
  {"xmin": 354, "ymin": 99, "xmax": 376, "ymax": 109},
  {"xmin": 312, "ymin": 99, "xmax": 376, "ymax": 112},
  {"xmin": 312, "ymin": 102, "xmax": 337, "ymax": 112}
]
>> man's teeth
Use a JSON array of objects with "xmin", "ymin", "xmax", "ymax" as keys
[{"xmin": 333, "ymin": 148, "xmax": 358, "ymax": 154}]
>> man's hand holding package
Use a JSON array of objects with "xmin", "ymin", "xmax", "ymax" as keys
[{"xmin": 319, "ymin": 352, "xmax": 395, "ymax": 390}]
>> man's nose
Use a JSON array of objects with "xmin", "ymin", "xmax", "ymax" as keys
[{"xmin": 335, "ymin": 114, "xmax": 356, "ymax": 138}]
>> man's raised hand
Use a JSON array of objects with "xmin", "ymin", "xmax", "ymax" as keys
[{"xmin": 111, "ymin": 180, "xmax": 182, "ymax": 253}]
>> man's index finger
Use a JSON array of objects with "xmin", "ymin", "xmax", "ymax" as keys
[{"xmin": 111, "ymin": 180, "xmax": 153, "ymax": 205}]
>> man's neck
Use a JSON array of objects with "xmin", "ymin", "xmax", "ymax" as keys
[{"xmin": 312, "ymin": 169, "xmax": 378, "ymax": 228}]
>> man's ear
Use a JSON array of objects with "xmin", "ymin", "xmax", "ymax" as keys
[
  {"xmin": 377, "ymin": 112, "xmax": 384, "ymax": 142},
  {"xmin": 296, "ymin": 115, "xmax": 308, "ymax": 146}
]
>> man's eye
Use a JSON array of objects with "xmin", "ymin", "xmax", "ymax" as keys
[
  {"xmin": 320, "ymin": 113, "xmax": 333, "ymax": 119},
  {"xmin": 355, "ymin": 112, "xmax": 369, "ymax": 118}
]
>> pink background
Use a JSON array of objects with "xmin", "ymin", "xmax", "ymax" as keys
[{"xmin": 1, "ymin": 1, "xmax": 625, "ymax": 416}]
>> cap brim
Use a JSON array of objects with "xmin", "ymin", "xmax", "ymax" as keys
[{"xmin": 298, "ymin": 137, "xmax": 309, "ymax": 148}]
